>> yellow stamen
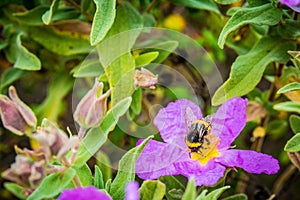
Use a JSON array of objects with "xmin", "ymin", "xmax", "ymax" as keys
[{"xmin": 189, "ymin": 135, "xmax": 220, "ymax": 165}]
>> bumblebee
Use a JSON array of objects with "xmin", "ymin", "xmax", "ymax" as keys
[
  {"xmin": 184, "ymin": 107, "xmax": 218, "ymax": 159},
  {"xmin": 185, "ymin": 119, "xmax": 212, "ymax": 154}
]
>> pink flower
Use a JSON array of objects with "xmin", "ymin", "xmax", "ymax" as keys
[
  {"xmin": 280, "ymin": 0, "xmax": 300, "ymax": 12},
  {"xmin": 0, "ymin": 86, "xmax": 37, "ymax": 135},
  {"xmin": 57, "ymin": 186, "xmax": 112, "ymax": 200},
  {"xmin": 136, "ymin": 98, "xmax": 279, "ymax": 186},
  {"xmin": 57, "ymin": 181, "xmax": 139, "ymax": 200}
]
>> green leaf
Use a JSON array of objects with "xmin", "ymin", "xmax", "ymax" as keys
[
  {"xmin": 277, "ymin": 82, "xmax": 300, "ymax": 94},
  {"xmin": 95, "ymin": 151, "xmax": 113, "ymax": 184},
  {"xmin": 222, "ymin": 193, "xmax": 248, "ymax": 200},
  {"xmin": 35, "ymin": 72, "xmax": 73, "ymax": 122},
  {"xmin": 98, "ymin": 2, "xmax": 143, "ymax": 106},
  {"xmin": 159, "ymin": 176, "xmax": 185, "ymax": 200},
  {"xmin": 284, "ymin": 133, "xmax": 300, "ymax": 152},
  {"xmin": 90, "ymin": 0, "xmax": 116, "ymax": 46},
  {"xmin": 0, "ymin": 68, "xmax": 28, "ymax": 93},
  {"xmin": 130, "ymin": 88, "xmax": 142, "ymax": 115},
  {"xmin": 205, "ymin": 186, "xmax": 230, "ymax": 200},
  {"xmin": 5, "ymin": 32, "xmax": 41, "ymax": 70},
  {"xmin": 72, "ymin": 59, "xmax": 104, "ymax": 78},
  {"xmin": 278, "ymin": 19, "xmax": 300, "ymax": 40},
  {"xmin": 170, "ymin": 0, "xmax": 220, "ymax": 14},
  {"xmin": 4, "ymin": 183, "xmax": 27, "ymax": 200},
  {"xmin": 290, "ymin": 115, "xmax": 300, "ymax": 134},
  {"xmin": 13, "ymin": 6, "xmax": 49, "ymax": 26},
  {"xmin": 212, "ymin": 36, "xmax": 295, "ymax": 105},
  {"xmin": 138, "ymin": 40, "xmax": 178, "ymax": 64},
  {"xmin": 135, "ymin": 51, "xmax": 159, "ymax": 67},
  {"xmin": 73, "ymin": 163, "xmax": 93, "ymax": 186},
  {"xmin": 94, "ymin": 165, "xmax": 105, "ymax": 189},
  {"xmin": 214, "ymin": 0, "xmax": 241, "ymax": 5},
  {"xmin": 140, "ymin": 180, "xmax": 166, "ymax": 200},
  {"xmin": 266, "ymin": 119, "xmax": 288, "ymax": 139},
  {"xmin": 28, "ymin": 26, "xmax": 92, "ymax": 56},
  {"xmin": 196, "ymin": 186, "xmax": 230, "ymax": 200},
  {"xmin": 182, "ymin": 178, "xmax": 196, "ymax": 200},
  {"xmin": 218, "ymin": 4, "xmax": 282, "ymax": 49},
  {"xmin": 42, "ymin": 0, "xmax": 60, "ymax": 25},
  {"xmin": 109, "ymin": 136, "xmax": 153, "ymax": 200},
  {"xmin": 105, "ymin": 179, "xmax": 112, "ymax": 192},
  {"xmin": 273, "ymin": 102, "xmax": 300, "ymax": 114},
  {"xmin": 28, "ymin": 168, "xmax": 76, "ymax": 200},
  {"xmin": 74, "ymin": 97, "xmax": 132, "ymax": 167},
  {"xmin": 196, "ymin": 190, "xmax": 208, "ymax": 200}
]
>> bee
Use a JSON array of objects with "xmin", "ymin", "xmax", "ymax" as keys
[{"xmin": 184, "ymin": 107, "xmax": 219, "ymax": 159}]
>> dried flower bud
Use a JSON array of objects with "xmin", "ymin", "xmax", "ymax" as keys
[
  {"xmin": 134, "ymin": 68, "xmax": 158, "ymax": 89},
  {"xmin": 2, "ymin": 148, "xmax": 46, "ymax": 188},
  {"xmin": 0, "ymin": 86, "xmax": 37, "ymax": 135},
  {"xmin": 74, "ymin": 79, "xmax": 110, "ymax": 128},
  {"xmin": 33, "ymin": 119, "xmax": 68, "ymax": 159}
]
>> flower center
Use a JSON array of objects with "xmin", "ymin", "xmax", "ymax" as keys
[{"xmin": 188, "ymin": 134, "xmax": 220, "ymax": 165}]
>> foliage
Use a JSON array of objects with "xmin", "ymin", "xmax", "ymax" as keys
[{"xmin": 0, "ymin": 0, "xmax": 300, "ymax": 199}]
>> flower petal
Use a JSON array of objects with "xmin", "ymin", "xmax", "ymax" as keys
[
  {"xmin": 125, "ymin": 181, "xmax": 140, "ymax": 200},
  {"xmin": 216, "ymin": 149, "xmax": 279, "ymax": 174},
  {"xmin": 136, "ymin": 139, "xmax": 188, "ymax": 179},
  {"xmin": 154, "ymin": 99, "xmax": 202, "ymax": 144},
  {"xmin": 212, "ymin": 98, "xmax": 247, "ymax": 150},
  {"xmin": 174, "ymin": 160, "xmax": 226, "ymax": 186},
  {"xmin": 58, "ymin": 186, "xmax": 112, "ymax": 200}
]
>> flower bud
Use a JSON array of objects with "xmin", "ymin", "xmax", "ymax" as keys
[
  {"xmin": 134, "ymin": 68, "xmax": 158, "ymax": 89},
  {"xmin": 0, "ymin": 86, "xmax": 37, "ymax": 135},
  {"xmin": 33, "ymin": 119, "xmax": 68, "ymax": 159},
  {"xmin": 2, "ymin": 147, "xmax": 46, "ymax": 188},
  {"xmin": 74, "ymin": 79, "xmax": 110, "ymax": 128}
]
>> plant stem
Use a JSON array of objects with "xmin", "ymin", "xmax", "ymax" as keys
[
  {"xmin": 146, "ymin": 0, "xmax": 158, "ymax": 13},
  {"xmin": 273, "ymin": 165, "xmax": 296, "ymax": 196}
]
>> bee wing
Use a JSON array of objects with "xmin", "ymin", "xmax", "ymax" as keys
[{"xmin": 184, "ymin": 107, "xmax": 197, "ymax": 127}]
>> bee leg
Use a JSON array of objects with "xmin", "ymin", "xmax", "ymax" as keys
[
  {"xmin": 186, "ymin": 148, "xmax": 191, "ymax": 152},
  {"xmin": 204, "ymin": 137, "xmax": 210, "ymax": 145}
]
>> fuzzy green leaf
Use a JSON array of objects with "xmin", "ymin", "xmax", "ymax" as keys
[
  {"xmin": 214, "ymin": 0, "xmax": 241, "ymax": 5},
  {"xmin": 74, "ymin": 97, "xmax": 132, "ymax": 167},
  {"xmin": 0, "ymin": 68, "xmax": 28, "ymax": 92},
  {"xmin": 90, "ymin": 0, "xmax": 116, "ymax": 46},
  {"xmin": 170, "ymin": 0, "xmax": 220, "ymax": 14},
  {"xmin": 140, "ymin": 180, "xmax": 166, "ymax": 200},
  {"xmin": 74, "ymin": 164, "xmax": 93, "ymax": 186},
  {"xmin": 277, "ymin": 82, "xmax": 300, "ymax": 94},
  {"xmin": 109, "ymin": 136, "xmax": 153, "ymax": 200},
  {"xmin": 135, "ymin": 51, "xmax": 159, "ymax": 67},
  {"xmin": 27, "ymin": 168, "xmax": 76, "ymax": 200},
  {"xmin": 5, "ymin": 32, "xmax": 41, "ymax": 70},
  {"xmin": 42, "ymin": 0, "xmax": 60, "ymax": 24},
  {"xmin": 284, "ymin": 133, "xmax": 300, "ymax": 152},
  {"xmin": 182, "ymin": 178, "xmax": 196, "ymax": 200},
  {"xmin": 159, "ymin": 176, "xmax": 185, "ymax": 200},
  {"xmin": 28, "ymin": 26, "xmax": 92, "ymax": 56},
  {"xmin": 94, "ymin": 165, "xmax": 105, "ymax": 189},
  {"xmin": 218, "ymin": 4, "xmax": 282, "ymax": 49},
  {"xmin": 212, "ymin": 36, "xmax": 295, "ymax": 105},
  {"xmin": 274, "ymin": 102, "xmax": 300, "ymax": 114},
  {"xmin": 4, "ymin": 183, "xmax": 26, "ymax": 200},
  {"xmin": 222, "ymin": 194, "xmax": 248, "ymax": 200},
  {"xmin": 290, "ymin": 115, "xmax": 300, "ymax": 134},
  {"xmin": 98, "ymin": 2, "xmax": 143, "ymax": 106}
]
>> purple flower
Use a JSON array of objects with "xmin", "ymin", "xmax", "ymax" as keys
[
  {"xmin": 57, "ymin": 181, "xmax": 139, "ymax": 200},
  {"xmin": 125, "ymin": 181, "xmax": 140, "ymax": 200},
  {"xmin": 57, "ymin": 186, "xmax": 112, "ymax": 200},
  {"xmin": 136, "ymin": 98, "xmax": 279, "ymax": 186},
  {"xmin": 280, "ymin": 0, "xmax": 300, "ymax": 12}
]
